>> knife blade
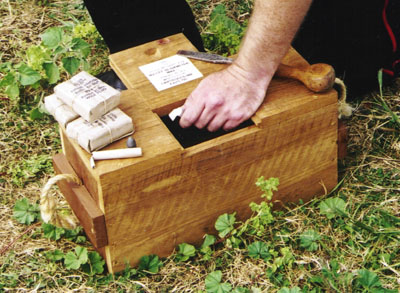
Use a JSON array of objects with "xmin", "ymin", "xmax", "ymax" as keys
[
  {"xmin": 177, "ymin": 50, "xmax": 336, "ymax": 93},
  {"xmin": 177, "ymin": 50, "xmax": 234, "ymax": 64}
]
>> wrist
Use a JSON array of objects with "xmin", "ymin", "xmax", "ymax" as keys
[{"xmin": 227, "ymin": 61, "xmax": 275, "ymax": 93}]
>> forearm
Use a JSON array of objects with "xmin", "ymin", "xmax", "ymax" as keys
[{"xmin": 232, "ymin": 0, "xmax": 312, "ymax": 90}]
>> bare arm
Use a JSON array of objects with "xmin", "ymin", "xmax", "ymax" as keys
[{"xmin": 180, "ymin": 0, "xmax": 312, "ymax": 131}]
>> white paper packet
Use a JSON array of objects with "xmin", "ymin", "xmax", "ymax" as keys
[
  {"xmin": 66, "ymin": 108, "xmax": 134, "ymax": 153},
  {"xmin": 44, "ymin": 94, "xmax": 80, "ymax": 128},
  {"xmin": 54, "ymin": 71, "xmax": 120, "ymax": 123}
]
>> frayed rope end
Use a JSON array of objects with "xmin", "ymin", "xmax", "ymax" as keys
[
  {"xmin": 40, "ymin": 174, "xmax": 81, "ymax": 230},
  {"xmin": 335, "ymin": 77, "xmax": 354, "ymax": 119}
]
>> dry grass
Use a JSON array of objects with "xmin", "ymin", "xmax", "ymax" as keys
[{"xmin": 1, "ymin": 0, "xmax": 400, "ymax": 292}]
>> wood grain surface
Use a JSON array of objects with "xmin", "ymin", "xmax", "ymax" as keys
[
  {"xmin": 52, "ymin": 153, "xmax": 108, "ymax": 248},
  {"xmin": 59, "ymin": 33, "xmax": 338, "ymax": 273}
]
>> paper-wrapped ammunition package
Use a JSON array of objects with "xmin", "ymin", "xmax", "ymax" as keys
[
  {"xmin": 54, "ymin": 71, "xmax": 120, "ymax": 123},
  {"xmin": 66, "ymin": 108, "xmax": 134, "ymax": 152},
  {"xmin": 44, "ymin": 94, "xmax": 79, "ymax": 128}
]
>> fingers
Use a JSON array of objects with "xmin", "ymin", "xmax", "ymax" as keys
[
  {"xmin": 222, "ymin": 117, "xmax": 243, "ymax": 131},
  {"xmin": 220, "ymin": 112, "xmax": 245, "ymax": 132},
  {"xmin": 180, "ymin": 92, "xmax": 225, "ymax": 129},
  {"xmin": 179, "ymin": 95, "xmax": 204, "ymax": 128},
  {"xmin": 194, "ymin": 96, "xmax": 224, "ymax": 129},
  {"xmin": 207, "ymin": 115, "xmax": 228, "ymax": 132}
]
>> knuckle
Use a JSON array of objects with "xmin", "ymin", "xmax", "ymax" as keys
[
  {"xmin": 230, "ymin": 111, "xmax": 245, "ymax": 122},
  {"xmin": 208, "ymin": 96, "xmax": 224, "ymax": 108}
]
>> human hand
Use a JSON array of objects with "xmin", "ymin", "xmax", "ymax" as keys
[{"xmin": 179, "ymin": 64, "xmax": 272, "ymax": 132}]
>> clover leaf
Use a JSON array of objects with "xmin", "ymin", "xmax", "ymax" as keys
[
  {"xmin": 319, "ymin": 197, "xmax": 347, "ymax": 219},
  {"xmin": 138, "ymin": 255, "xmax": 163, "ymax": 274},
  {"xmin": 13, "ymin": 198, "xmax": 39, "ymax": 225},
  {"xmin": 64, "ymin": 246, "xmax": 88, "ymax": 270},
  {"xmin": 205, "ymin": 270, "xmax": 232, "ymax": 293},
  {"xmin": 248, "ymin": 241, "xmax": 271, "ymax": 260},
  {"xmin": 215, "ymin": 213, "xmax": 236, "ymax": 238},
  {"xmin": 300, "ymin": 230, "xmax": 321, "ymax": 251}
]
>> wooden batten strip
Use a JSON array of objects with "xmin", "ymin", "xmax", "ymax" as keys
[{"xmin": 52, "ymin": 153, "xmax": 108, "ymax": 249}]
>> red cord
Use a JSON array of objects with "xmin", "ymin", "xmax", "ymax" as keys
[
  {"xmin": 382, "ymin": 68, "xmax": 395, "ymax": 76},
  {"xmin": 392, "ymin": 59, "xmax": 400, "ymax": 68},
  {"xmin": 383, "ymin": 0, "xmax": 397, "ymax": 52},
  {"xmin": 382, "ymin": 0, "xmax": 398, "ymax": 75}
]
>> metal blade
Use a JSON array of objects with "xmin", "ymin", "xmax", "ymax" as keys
[{"xmin": 177, "ymin": 50, "xmax": 234, "ymax": 64}]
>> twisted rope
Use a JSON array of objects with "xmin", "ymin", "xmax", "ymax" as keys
[
  {"xmin": 40, "ymin": 174, "xmax": 81, "ymax": 230},
  {"xmin": 335, "ymin": 77, "xmax": 354, "ymax": 119}
]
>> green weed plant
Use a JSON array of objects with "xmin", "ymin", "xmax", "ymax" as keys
[
  {"xmin": 0, "ymin": 22, "xmax": 101, "ymax": 103},
  {"xmin": 202, "ymin": 4, "xmax": 247, "ymax": 55}
]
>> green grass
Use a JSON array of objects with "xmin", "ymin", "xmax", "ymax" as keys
[{"xmin": 1, "ymin": 0, "xmax": 400, "ymax": 292}]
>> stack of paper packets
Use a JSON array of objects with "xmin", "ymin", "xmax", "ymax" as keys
[{"xmin": 45, "ymin": 71, "xmax": 134, "ymax": 153}]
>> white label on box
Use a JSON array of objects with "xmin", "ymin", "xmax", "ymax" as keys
[{"xmin": 139, "ymin": 55, "xmax": 203, "ymax": 91}]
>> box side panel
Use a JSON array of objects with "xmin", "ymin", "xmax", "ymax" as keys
[
  {"xmin": 101, "ymin": 100, "xmax": 338, "ymax": 272},
  {"xmin": 52, "ymin": 154, "xmax": 108, "ymax": 248},
  {"xmin": 61, "ymin": 129, "xmax": 101, "ymax": 207}
]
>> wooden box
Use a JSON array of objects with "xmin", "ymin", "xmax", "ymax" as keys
[{"xmin": 54, "ymin": 34, "xmax": 338, "ymax": 273}]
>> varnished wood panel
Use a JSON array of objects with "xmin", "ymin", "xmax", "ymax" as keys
[
  {"xmin": 53, "ymin": 154, "xmax": 108, "ymax": 248},
  {"xmin": 59, "ymin": 33, "xmax": 338, "ymax": 273}
]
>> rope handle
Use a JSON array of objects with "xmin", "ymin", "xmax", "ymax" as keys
[
  {"xmin": 40, "ymin": 174, "xmax": 82, "ymax": 230},
  {"xmin": 334, "ymin": 77, "xmax": 354, "ymax": 119}
]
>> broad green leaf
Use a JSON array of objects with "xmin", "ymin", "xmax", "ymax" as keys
[
  {"xmin": 277, "ymin": 287, "xmax": 301, "ymax": 293},
  {"xmin": 64, "ymin": 226, "xmax": 81, "ymax": 239},
  {"xmin": 215, "ymin": 213, "xmax": 236, "ymax": 238},
  {"xmin": 43, "ymin": 62, "xmax": 60, "ymax": 84},
  {"xmin": 53, "ymin": 46, "xmax": 67, "ymax": 55},
  {"xmin": 205, "ymin": 270, "xmax": 232, "ymax": 293},
  {"xmin": 13, "ymin": 198, "xmax": 39, "ymax": 225},
  {"xmin": 0, "ymin": 72, "xmax": 16, "ymax": 87},
  {"xmin": 226, "ymin": 235, "xmax": 242, "ymax": 248},
  {"xmin": 82, "ymin": 251, "xmax": 105, "ymax": 275},
  {"xmin": 319, "ymin": 197, "xmax": 347, "ymax": 219},
  {"xmin": 41, "ymin": 27, "xmax": 63, "ymax": 49},
  {"xmin": 248, "ymin": 241, "xmax": 270, "ymax": 259},
  {"xmin": 138, "ymin": 255, "xmax": 163, "ymax": 274},
  {"xmin": 71, "ymin": 38, "xmax": 90, "ymax": 58},
  {"xmin": 63, "ymin": 227, "xmax": 86, "ymax": 243},
  {"xmin": 45, "ymin": 249, "xmax": 64, "ymax": 262},
  {"xmin": 17, "ymin": 63, "xmax": 41, "ymax": 86},
  {"xmin": 300, "ymin": 230, "xmax": 320, "ymax": 251},
  {"xmin": 5, "ymin": 84, "xmax": 20, "ymax": 100},
  {"xmin": 64, "ymin": 246, "xmax": 88, "ymax": 270},
  {"xmin": 201, "ymin": 234, "xmax": 216, "ymax": 249},
  {"xmin": 232, "ymin": 288, "xmax": 250, "ymax": 293},
  {"xmin": 82, "ymin": 59, "xmax": 90, "ymax": 71},
  {"xmin": 358, "ymin": 269, "xmax": 381, "ymax": 289},
  {"xmin": 30, "ymin": 107, "xmax": 45, "ymax": 120},
  {"xmin": 176, "ymin": 243, "xmax": 196, "ymax": 262},
  {"xmin": 42, "ymin": 223, "xmax": 65, "ymax": 241},
  {"xmin": 62, "ymin": 57, "xmax": 80, "ymax": 75},
  {"xmin": 0, "ymin": 61, "xmax": 12, "ymax": 73}
]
